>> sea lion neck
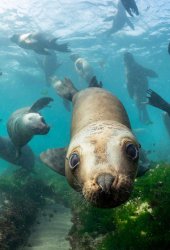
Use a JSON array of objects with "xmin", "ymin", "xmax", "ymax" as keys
[{"xmin": 71, "ymin": 88, "xmax": 131, "ymax": 137}]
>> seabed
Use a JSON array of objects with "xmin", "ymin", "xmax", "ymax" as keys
[{"xmin": 0, "ymin": 161, "xmax": 170, "ymax": 250}]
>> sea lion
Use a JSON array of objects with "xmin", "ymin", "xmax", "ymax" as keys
[
  {"xmin": 104, "ymin": 0, "xmax": 134, "ymax": 34},
  {"xmin": 0, "ymin": 136, "xmax": 34, "ymax": 170},
  {"xmin": 74, "ymin": 57, "xmax": 94, "ymax": 84},
  {"xmin": 40, "ymin": 87, "xmax": 140, "ymax": 208},
  {"xmin": 124, "ymin": 52, "xmax": 158, "ymax": 124},
  {"xmin": 7, "ymin": 97, "xmax": 53, "ymax": 157},
  {"xmin": 36, "ymin": 51, "xmax": 62, "ymax": 86},
  {"xmin": 147, "ymin": 89, "xmax": 170, "ymax": 136},
  {"xmin": 71, "ymin": 55, "xmax": 102, "ymax": 87},
  {"xmin": 10, "ymin": 32, "xmax": 70, "ymax": 55},
  {"xmin": 168, "ymin": 42, "xmax": 170, "ymax": 55},
  {"xmin": 121, "ymin": 0, "xmax": 139, "ymax": 17}
]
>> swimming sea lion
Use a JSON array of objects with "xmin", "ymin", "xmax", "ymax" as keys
[
  {"xmin": 104, "ymin": 0, "xmax": 134, "ymax": 34},
  {"xmin": 0, "ymin": 136, "xmax": 35, "ymax": 170},
  {"xmin": 74, "ymin": 57, "xmax": 94, "ymax": 84},
  {"xmin": 36, "ymin": 51, "xmax": 62, "ymax": 86},
  {"xmin": 10, "ymin": 32, "xmax": 70, "ymax": 55},
  {"xmin": 72, "ymin": 56, "xmax": 102, "ymax": 87},
  {"xmin": 40, "ymin": 87, "xmax": 140, "ymax": 208},
  {"xmin": 124, "ymin": 52, "xmax": 158, "ymax": 124},
  {"xmin": 7, "ymin": 97, "xmax": 53, "ymax": 157}
]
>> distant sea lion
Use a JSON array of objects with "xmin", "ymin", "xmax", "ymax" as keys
[
  {"xmin": 0, "ymin": 136, "xmax": 34, "ymax": 170},
  {"xmin": 40, "ymin": 87, "xmax": 140, "ymax": 208},
  {"xmin": 74, "ymin": 57, "xmax": 94, "ymax": 83},
  {"xmin": 104, "ymin": 0, "xmax": 134, "ymax": 34},
  {"xmin": 147, "ymin": 89, "xmax": 170, "ymax": 136},
  {"xmin": 36, "ymin": 51, "xmax": 62, "ymax": 86},
  {"xmin": 10, "ymin": 32, "xmax": 70, "ymax": 55},
  {"xmin": 124, "ymin": 52, "xmax": 158, "ymax": 124},
  {"xmin": 71, "ymin": 55, "xmax": 102, "ymax": 87},
  {"xmin": 7, "ymin": 97, "xmax": 53, "ymax": 157}
]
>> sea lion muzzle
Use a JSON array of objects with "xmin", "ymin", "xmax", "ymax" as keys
[
  {"xmin": 96, "ymin": 174, "xmax": 115, "ymax": 193},
  {"xmin": 32, "ymin": 117, "xmax": 50, "ymax": 134},
  {"xmin": 33, "ymin": 124, "xmax": 50, "ymax": 135}
]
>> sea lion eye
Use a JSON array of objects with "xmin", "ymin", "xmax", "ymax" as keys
[
  {"xmin": 126, "ymin": 143, "xmax": 139, "ymax": 160},
  {"xmin": 69, "ymin": 153, "xmax": 80, "ymax": 170}
]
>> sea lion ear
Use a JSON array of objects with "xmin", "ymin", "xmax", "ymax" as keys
[
  {"xmin": 29, "ymin": 97, "xmax": 54, "ymax": 112},
  {"xmin": 40, "ymin": 147, "xmax": 67, "ymax": 176}
]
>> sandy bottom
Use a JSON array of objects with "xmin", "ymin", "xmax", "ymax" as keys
[{"xmin": 22, "ymin": 203, "xmax": 72, "ymax": 250}]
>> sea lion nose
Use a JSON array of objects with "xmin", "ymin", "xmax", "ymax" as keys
[{"xmin": 97, "ymin": 174, "xmax": 115, "ymax": 193}]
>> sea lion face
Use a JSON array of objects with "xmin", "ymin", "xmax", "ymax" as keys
[
  {"xmin": 22, "ymin": 113, "xmax": 50, "ymax": 135},
  {"xmin": 65, "ymin": 122, "xmax": 139, "ymax": 208},
  {"xmin": 10, "ymin": 34, "xmax": 19, "ymax": 43},
  {"xmin": 123, "ymin": 52, "xmax": 134, "ymax": 65}
]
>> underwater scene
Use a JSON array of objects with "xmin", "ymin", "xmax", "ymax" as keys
[{"xmin": 0, "ymin": 0, "xmax": 170, "ymax": 249}]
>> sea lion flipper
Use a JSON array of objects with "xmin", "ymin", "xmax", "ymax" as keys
[
  {"xmin": 142, "ymin": 67, "xmax": 158, "ymax": 78},
  {"xmin": 89, "ymin": 76, "xmax": 103, "ymax": 88},
  {"xmin": 63, "ymin": 99, "xmax": 71, "ymax": 112},
  {"xmin": 147, "ymin": 89, "xmax": 170, "ymax": 114},
  {"xmin": 34, "ymin": 48, "xmax": 51, "ymax": 55},
  {"xmin": 49, "ymin": 38, "xmax": 70, "ymax": 53},
  {"xmin": 40, "ymin": 147, "xmax": 67, "ymax": 176},
  {"xmin": 126, "ymin": 18, "xmax": 135, "ymax": 30},
  {"xmin": 30, "ymin": 97, "xmax": 54, "ymax": 112},
  {"xmin": 136, "ymin": 163, "xmax": 150, "ymax": 177}
]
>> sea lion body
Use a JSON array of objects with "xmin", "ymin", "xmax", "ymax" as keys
[
  {"xmin": 104, "ymin": 0, "xmax": 134, "ymax": 35},
  {"xmin": 43, "ymin": 52, "xmax": 61, "ymax": 85},
  {"xmin": 10, "ymin": 33, "xmax": 70, "ymax": 55},
  {"xmin": 75, "ymin": 58, "xmax": 94, "ymax": 84},
  {"xmin": 111, "ymin": 0, "xmax": 134, "ymax": 33},
  {"xmin": 124, "ymin": 52, "xmax": 158, "ymax": 124},
  {"xmin": 0, "ymin": 136, "xmax": 34, "ymax": 170},
  {"xmin": 41, "ymin": 88, "xmax": 140, "ymax": 208},
  {"xmin": 7, "ymin": 108, "xmax": 35, "ymax": 149}
]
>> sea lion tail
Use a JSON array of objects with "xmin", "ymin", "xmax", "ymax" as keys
[
  {"xmin": 147, "ymin": 89, "xmax": 170, "ymax": 115},
  {"xmin": 30, "ymin": 97, "xmax": 54, "ymax": 112},
  {"xmin": 40, "ymin": 147, "xmax": 67, "ymax": 176},
  {"xmin": 49, "ymin": 38, "xmax": 71, "ymax": 53}
]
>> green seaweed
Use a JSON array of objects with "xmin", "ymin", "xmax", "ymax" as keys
[
  {"xmin": 97, "ymin": 163, "xmax": 170, "ymax": 250},
  {"xmin": 0, "ymin": 167, "xmax": 57, "ymax": 250},
  {"xmin": 67, "ymin": 163, "xmax": 170, "ymax": 250},
  {"xmin": 0, "ymin": 161, "xmax": 170, "ymax": 250}
]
